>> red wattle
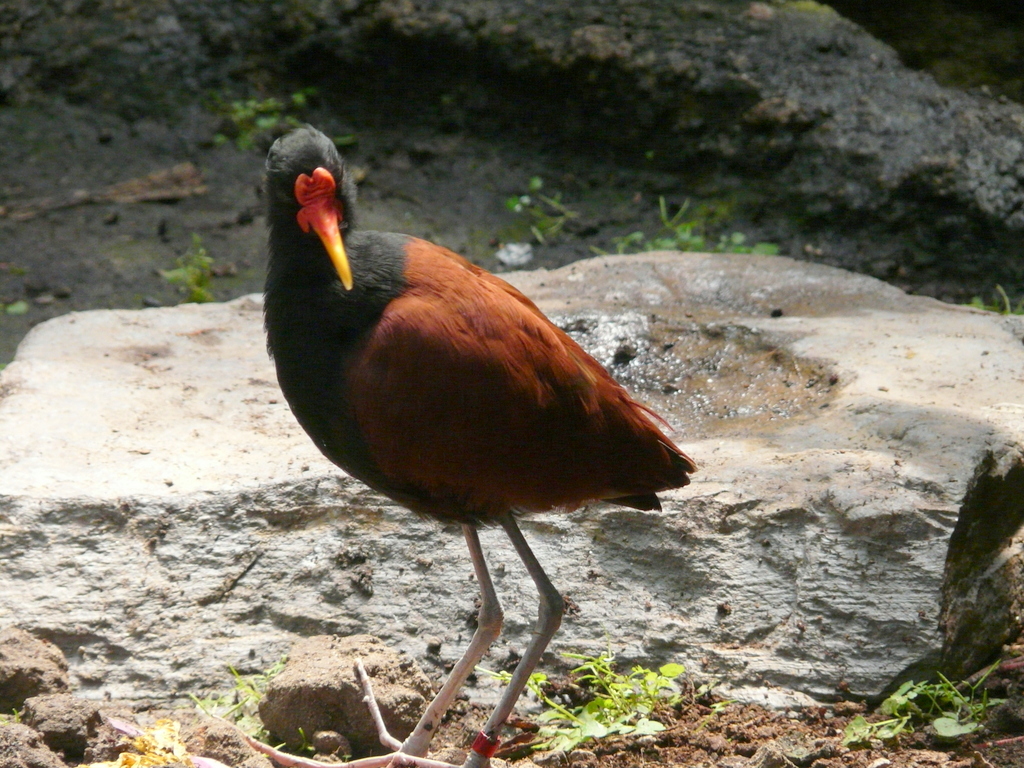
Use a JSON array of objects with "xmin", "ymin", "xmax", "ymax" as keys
[{"xmin": 295, "ymin": 167, "xmax": 336, "ymax": 206}]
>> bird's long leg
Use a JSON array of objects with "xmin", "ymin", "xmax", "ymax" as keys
[
  {"xmin": 400, "ymin": 523, "xmax": 504, "ymax": 757},
  {"xmin": 462, "ymin": 513, "xmax": 563, "ymax": 768},
  {"xmin": 249, "ymin": 524, "xmax": 502, "ymax": 768}
]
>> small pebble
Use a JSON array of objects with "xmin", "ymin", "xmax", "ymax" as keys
[
  {"xmin": 211, "ymin": 263, "xmax": 238, "ymax": 277},
  {"xmin": 532, "ymin": 750, "xmax": 569, "ymax": 766},
  {"xmin": 746, "ymin": 2, "xmax": 776, "ymax": 20},
  {"xmin": 567, "ymin": 749, "xmax": 596, "ymax": 767},
  {"xmin": 495, "ymin": 242, "xmax": 533, "ymax": 267},
  {"xmin": 23, "ymin": 277, "xmax": 49, "ymax": 296},
  {"xmin": 612, "ymin": 344, "xmax": 637, "ymax": 366},
  {"xmin": 312, "ymin": 730, "xmax": 350, "ymax": 757}
]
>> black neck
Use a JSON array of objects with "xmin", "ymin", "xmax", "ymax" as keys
[{"xmin": 263, "ymin": 228, "xmax": 409, "ymax": 482}]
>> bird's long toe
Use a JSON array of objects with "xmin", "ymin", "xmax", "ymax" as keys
[
  {"xmin": 245, "ymin": 736, "xmax": 469, "ymax": 768},
  {"xmin": 354, "ymin": 660, "xmax": 405, "ymax": 751}
]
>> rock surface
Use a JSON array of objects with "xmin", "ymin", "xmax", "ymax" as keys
[
  {"xmin": 180, "ymin": 717, "xmax": 274, "ymax": 768},
  {"xmin": 0, "ymin": 629, "xmax": 70, "ymax": 713},
  {"xmin": 2, "ymin": 1, "xmax": 1023, "ymax": 298},
  {"xmin": 258, "ymin": 635, "xmax": 432, "ymax": 755},
  {"xmin": 21, "ymin": 695, "xmax": 102, "ymax": 760},
  {"xmin": 0, "ymin": 643, "xmax": 274, "ymax": 768},
  {"xmin": 1, "ymin": 252, "xmax": 1024, "ymax": 705},
  {"xmin": 0, "ymin": 724, "xmax": 68, "ymax": 768}
]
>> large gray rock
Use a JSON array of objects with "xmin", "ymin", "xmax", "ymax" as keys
[{"xmin": 1, "ymin": 252, "xmax": 1023, "ymax": 705}]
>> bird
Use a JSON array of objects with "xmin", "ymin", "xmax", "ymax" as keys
[{"xmin": 262, "ymin": 125, "xmax": 696, "ymax": 768}]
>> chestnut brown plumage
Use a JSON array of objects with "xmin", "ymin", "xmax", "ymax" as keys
[{"xmin": 263, "ymin": 126, "xmax": 695, "ymax": 768}]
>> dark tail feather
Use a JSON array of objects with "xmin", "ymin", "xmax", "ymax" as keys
[
  {"xmin": 667, "ymin": 442, "xmax": 698, "ymax": 475},
  {"xmin": 608, "ymin": 493, "xmax": 662, "ymax": 511}
]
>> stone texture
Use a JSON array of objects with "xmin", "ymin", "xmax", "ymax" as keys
[
  {"xmin": 2, "ymin": 1, "xmax": 1023, "ymax": 294},
  {"xmin": 21, "ymin": 695, "xmax": 101, "ymax": 760},
  {"xmin": 258, "ymin": 635, "xmax": 432, "ymax": 756},
  {"xmin": 0, "ymin": 630, "xmax": 69, "ymax": 714},
  {"xmin": 0, "ymin": 725, "xmax": 68, "ymax": 768},
  {"xmin": 940, "ymin": 447, "xmax": 1024, "ymax": 678},
  {"xmin": 0, "ymin": 252, "xmax": 1023, "ymax": 705},
  {"xmin": 181, "ymin": 716, "xmax": 273, "ymax": 768}
]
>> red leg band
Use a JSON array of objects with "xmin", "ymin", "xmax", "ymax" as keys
[{"xmin": 471, "ymin": 731, "xmax": 500, "ymax": 758}]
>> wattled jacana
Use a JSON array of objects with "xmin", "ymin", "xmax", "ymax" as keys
[{"xmin": 263, "ymin": 126, "xmax": 696, "ymax": 768}]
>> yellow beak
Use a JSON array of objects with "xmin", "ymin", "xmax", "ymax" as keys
[
  {"xmin": 318, "ymin": 223, "xmax": 354, "ymax": 291},
  {"xmin": 297, "ymin": 199, "xmax": 354, "ymax": 290}
]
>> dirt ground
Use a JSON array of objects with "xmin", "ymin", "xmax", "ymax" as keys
[
  {"xmin": 9, "ymin": 671, "xmax": 1024, "ymax": 768},
  {"xmin": 0, "ymin": 96, "xmax": 706, "ymax": 367},
  {"xmin": 4, "ymin": 624, "xmax": 1024, "ymax": 768},
  {"xmin": 270, "ymin": 652, "xmax": 1024, "ymax": 768}
]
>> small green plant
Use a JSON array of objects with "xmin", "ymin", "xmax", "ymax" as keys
[
  {"xmin": 160, "ymin": 234, "xmax": 215, "ymax": 304},
  {"xmin": 506, "ymin": 176, "xmax": 579, "ymax": 244},
  {"xmin": 191, "ymin": 656, "xmax": 288, "ymax": 741},
  {"xmin": 213, "ymin": 88, "xmax": 323, "ymax": 150},
  {"xmin": 295, "ymin": 727, "xmax": 317, "ymax": 755},
  {"xmin": 842, "ymin": 667, "xmax": 1004, "ymax": 747},
  {"xmin": 481, "ymin": 652, "xmax": 685, "ymax": 752},
  {"xmin": 0, "ymin": 709, "xmax": 21, "ymax": 725},
  {"xmin": 967, "ymin": 285, "xmax": 1024, "ymax": 315},
  {"xmin": 605, "ymin": 197, "xmax": 779, "ymax": 256}
]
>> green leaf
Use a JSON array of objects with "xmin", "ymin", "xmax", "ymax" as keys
[
  {"xmin": 659, "ymin": 663, "xmax": 686, "ymax": 678},
  {"xmin": 875, "ymin": 723, "xmax": 904, "ymax": 740},
  {"xmin": 631, "ymin": 718, "xmax": 666, "ymax": 735},
  {"xmin": 933, "ymin": 717, "xmax": 978, "ymax": 739},
  {"xmin": 536, "ymin": 709, "xmax": 570, "ymax": 723},
  {"xmin": 5, "ymin": 300, "xmax": 28, "ymax": 315},
  {"xmin": 577, "ymin": 712, "xmax": 609, "ymax": 740},
  {"xmin": 159, "ymin": 267, "xmax": 188, "ymax": 285},
  {"xmin": 842, "ymin": 715, "xmax": 873, "ymax": 747},
  {"xmin": 545, "ymin": 729, "xmax": 584, "ymax": 752}
]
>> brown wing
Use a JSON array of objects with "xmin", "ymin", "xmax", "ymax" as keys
[{"xmin": 346, "ymin": 238, "xmax": 695, "ymax": 523}]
